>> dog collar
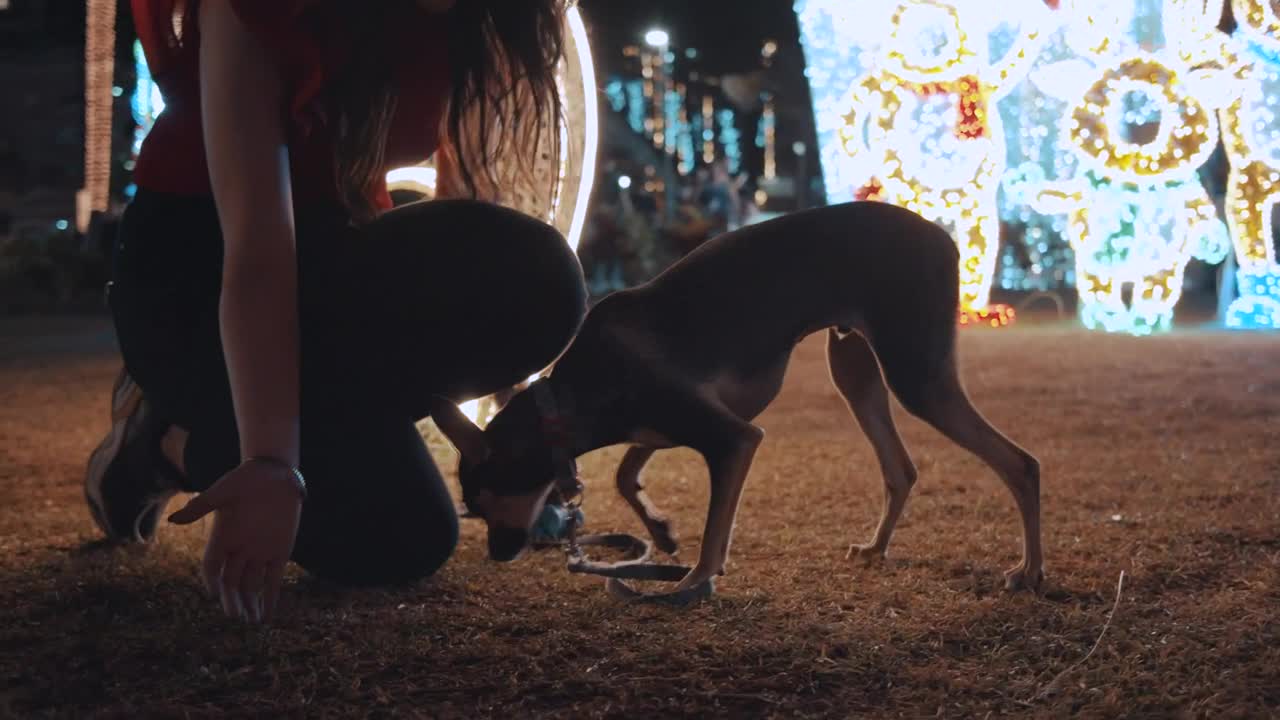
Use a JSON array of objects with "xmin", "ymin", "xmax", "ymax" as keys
[{"xmin": 531, "ymin": 378, "xmax": 580, "ymax": 495}]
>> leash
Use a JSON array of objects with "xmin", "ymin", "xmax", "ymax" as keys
[
  {"xmin": 533, "ymin": 493, "xmax": 714, "ymax": 606},
  {"xmin": 528, "ymin": 379, "xmax": 715, "ymax": 606}
]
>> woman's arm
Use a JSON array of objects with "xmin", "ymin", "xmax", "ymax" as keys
[
  {"xmin": 200, "ymin": 1, "xmax": 300, "ymax": 466},
  {"xmin": 165, "ymin": 1, "xmax": 304, "ymax": 624}
]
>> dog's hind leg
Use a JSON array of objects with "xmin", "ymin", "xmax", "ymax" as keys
[
  {"xmin": 827, "ymin": 329, "xmax": 918, "ymax": 565},
  {"xmin": 616, "ymin": 446, "xmax": 679, "ymax": 554},
  {"xmin": 887, "ymin": 352, "xmax": 1044, "ymax": 592}
]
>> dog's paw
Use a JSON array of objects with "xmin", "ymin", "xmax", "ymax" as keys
[
  {"xmin": 846, "ymin": 543, "xmax": 886, "ymax": 567},
  {"xmin": 1003, "ymin": 564, "xmax": 1045, "ymax": 593},
  {"xmin": 648, "ymin": 517, "xmax": 679, "ymax": 555}
]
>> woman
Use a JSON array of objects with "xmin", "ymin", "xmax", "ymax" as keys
[{"xmin": 84, "ymin": 0, "xmax": 588, "ymax": 623}]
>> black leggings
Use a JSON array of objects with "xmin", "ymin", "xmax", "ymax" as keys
[{"xmin": 110, "ymin": 189, "xmax": 587, "ymax": 585}]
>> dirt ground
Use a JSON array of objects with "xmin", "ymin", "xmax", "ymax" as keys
[{"xmin": 1, "ymin": 316, "xmax": 1277, "ymax": 718}]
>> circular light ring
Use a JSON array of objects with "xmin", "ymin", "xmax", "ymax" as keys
[
  {"xmin": 1068, "ymin": 57, "xmax": 1218, "ymax": 182},
  {"xmin": 884, "ymin": 1, "xmax": 974, "ymax": 84}
]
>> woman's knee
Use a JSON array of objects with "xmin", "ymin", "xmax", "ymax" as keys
[
  {"xmin": 294, "ymin": 419, "xmax": 464, "ymax": 586},
  {"xmin": 295, "ymin": 512, "xmax": 459, "ymax": 587}
]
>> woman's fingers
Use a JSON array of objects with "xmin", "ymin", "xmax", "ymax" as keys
[
  {"xmin": 201, "ymin": 531, "xmax": 227, "ymax": 597},
  {"xmin": 220, "ymin": 553, "xmax": 248, "ymax": 619},
  {"xmin": 168, "ymin": 473, "xmax": 238, "ymax": 525},
  {"xmin": 263, "ymin": 560, "xmax": 286, "ymax": 622},
  {"xmin": 240, "ymin": 561, "xmax": 267, "ymax": 623}
]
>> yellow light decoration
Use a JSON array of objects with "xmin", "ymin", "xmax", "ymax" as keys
[
  {"xmin": 80, "ymin": 0, "xmax": 118, "ymax": 233},
  {"xmin": 822, "ymin": 0, "xmax": 1052, "ymax": 315},
  {"xmin": 1023, "ymin": 0, "xmax": 1234, "ymax": 335},
  {"xmin": 763, "ymin": 97, "xmax": 778, "ymax": 181},
  {"xmin": 1067, "ymin": 57, "xmax": 1218, "ymax": 183},
  {"xmin": 702, "ymin": 95, "xmax": 717, "ymax": 164},
  {"xmin": 1219, "ymin": 0, "xmax": 1280, "ymax": 329},
  {"xmin": 959, "ymin": 305, "xmax": 1017, "ymax": 328}
]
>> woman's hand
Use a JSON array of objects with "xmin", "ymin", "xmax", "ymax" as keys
[
  {"xmin": 168, "ymin": 461, "xmax": 303, "ymax": 623},
  {"xmin": 192, "ymin": 2, "xmax": 303, "ymax": 624}
]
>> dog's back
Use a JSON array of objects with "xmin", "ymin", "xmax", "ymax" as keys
[{"xmin": 569, "ymin": 202, "xmax": 960, "ymax": 381}]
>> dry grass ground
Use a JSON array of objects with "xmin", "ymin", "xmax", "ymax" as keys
[{"xmin": 1, "ymin": 316, "xmax": 1277, "ymax": 718}]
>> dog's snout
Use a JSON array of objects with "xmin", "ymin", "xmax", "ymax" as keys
[{"xmin": 488, "ymin": 526, "xmax": 530, "ymax": 562}]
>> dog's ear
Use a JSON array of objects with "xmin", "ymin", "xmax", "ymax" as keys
[{"xmin": 430, "ymin": 397, "xmax": 491, "ymax": 463}]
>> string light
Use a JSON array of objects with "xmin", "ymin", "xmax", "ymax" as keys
[
  {"xmin": 762, "ymin": 94, "xmax": 778, "ymax": 181},
  {"xmin": 959, "ymin": 305, "xmax": 1017, "ymax": 328},
  {"xmin": 80, "ymin": 0, "xmax": 117, "ymax": 233},
  {"xmin": 702, "ymin": 95, "xmax": 717, "ymax": 164},
  {"xmin": 1221, "ymin": 0, "xmax": 1280, "ymax": 329},
  {"xmin": 664, "ymin": 87, "xmax": 683, "ymax": 156},
  {"xmin": 1022, "ymin": 0, "xmax": 1233, "ymax": 335},
  {"xmin": 718, "ymin": 109, "xmax": 743, "ymax": 175},
  {"xmin": 796, "ymin": 0, "xmax": 1053, "ymax": 315},
  {"xmin": 677, "ymin": 99, "xmax": 696, "ymax": 176},
  {"xmin": 996, "ymin": 43, "xmax": 1078, "ymax": 294},
  {"xmin": 627, "ymin": 81, "xmax": 647, "ymax": 135},
  {"xmin": 130, "ymin": 39, "xmax": 165, "ymax": 157}
]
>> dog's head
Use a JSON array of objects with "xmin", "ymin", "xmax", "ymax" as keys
[{"xmin": 431, "ymin": 385, "xmax": 576, "ymax": 562}]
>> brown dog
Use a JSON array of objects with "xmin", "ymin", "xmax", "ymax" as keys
[{"xmin": 432, "ymin": 201, "xmax": 1043, "ymax": 596}]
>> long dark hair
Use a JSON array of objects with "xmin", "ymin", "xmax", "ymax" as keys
[{"xmin": 328, "ymin": 0, "xmax": 567, "ymax": 223}]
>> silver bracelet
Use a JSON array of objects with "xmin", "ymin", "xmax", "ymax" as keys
[{"xmin": 241, "ymin": 456, "xmax": 308, "ymax": 501}]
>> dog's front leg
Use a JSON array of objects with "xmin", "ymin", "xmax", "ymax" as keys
[
  {"xmin": 676, "ymin": 425, "xmax": 765, "ymax": 593},
  {"xmin": 616, "ymin": 446, "xmax": 679, "ymax": 554}
]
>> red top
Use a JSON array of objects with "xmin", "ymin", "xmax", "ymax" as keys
[{"xmin": 131, "ymin": 0, "xmax": 453, "ymax": 211}]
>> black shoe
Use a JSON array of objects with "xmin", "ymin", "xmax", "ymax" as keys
[{"xmin": 84, "ymin": 369, "xmax": 181, "ymax": 542}]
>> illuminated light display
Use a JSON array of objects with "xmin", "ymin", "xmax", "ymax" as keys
[
  {"xmin": 1220, "ymin": 0, "xmax": 1280, "ymax": 329},
  {"xmin": 718, "ymin": 109, "xmax": 743, "ymax": 175},
  {"xmin": 80, "ymin": 0, "xmax": 118, "ymax": 233},
  {"xmin": 762, "ymin": 95, "xmax": 778, "ymax": 180},
  {"xmin": 796, "ymin": 0, "xmax": 1056, "ymax": 315},
  {"xmin": 702, "ymin": 95, "xmax": 717, "ymax": 164},
  {"xmin": 131, "ymin": 39, "xmax": 165, "ymax": 157},
  {"xmin": 677, "ymin": 99, "xmax": 696, "ymax": 176},
  {"xmin": 959, "ymin": 305, "xmax": 1017, "ymax": 328},
  {"xmin": 1021, "ymin": 0, "xmax": 1234, "ymax": 335},
  {"xmin": 992, "ymin": 0, "xmax": 1096, "ymax": 295}
]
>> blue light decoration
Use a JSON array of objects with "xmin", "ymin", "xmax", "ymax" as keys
[
  {"xmin": 1220, "ymin": 0, "xmax": 1280, "ymax": 330},
  {"xmin": 1012, "ymin": 0, "xmax": 1235, "ymax": 335},
  {"xmin": 794, "ymin": 0, "xmax": 876, "ymax": 205},
  {"xmin": 717, "ymin": 108, "xmax": 742, "ymax": 175},
  {"xmin": 795, "ymin": 0, "xmax": 1056, "ymax": 316},
  {"xmin": 626, "ymin": 80, "xmax": 648, "ymax": 136},
  {"xmin": 130, "ymin": 38, "xmax": 165, "ymax": 157},
  {"xmin": 605, "ymin": 78, "xmax": 628, "ymax": 113},
  {"xmin": 677, "ymin": 105, "xmax": 697, "ymax": 176},
  {"xmin": 664, "ymin": 88, "xmax": 684, "ymax": 159},
  {"xmin": 995, "ymin": 24, "xmax": 1078, "ymax": 294}
]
